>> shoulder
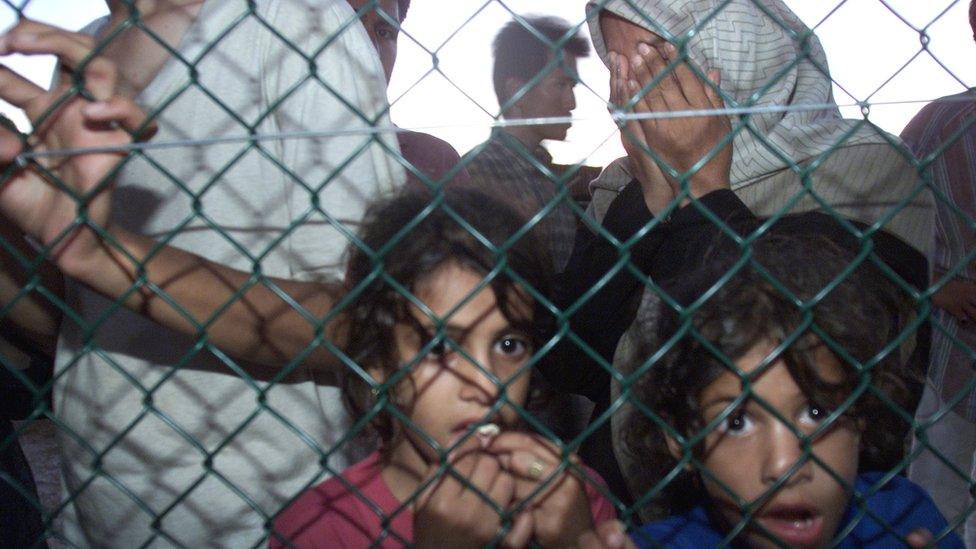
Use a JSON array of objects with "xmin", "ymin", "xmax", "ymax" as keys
[
  {"xmin": 185, "ymin": 0, "xmax": 374, "ymax": 71},
  {"xmin": 577, "ymin": 465, "xmax": 618, "ymax": 524},
  {"xmin": 914, "ymin": 92, "xmax": 976, "ymax": 127},
  {"xmin": 901, "ymin": 90, "xmax": 976, "ymax": 154},
  {"xmin": 855, "ymin": 472, "xmax": 941, "ymax": 517},
  {"xmin": 588, "ymin": 157, "xmax": 632, "ymax": 195},
  {"xmin": 398, "ymin": 131, "xmax": 462, "ymax": 161},
  {"xmin": 262, "ymin": 0, "xmax": 354, "ymax": 28},
  {"xmin": 843, "ymin": 472, "xmax": 963, "ymax": 547},
  {"xmin": 586, "ymin": 157, "xmax": 634, "ymax": 224},
  {"xmin": 630, "ymin": 507, "xmax": 724, "ymax": 549},
  {"xmin": 200, "ymin": 0, "xmax": 354, "ymax": 37},
  {"xmin": 271, "ymin": 453, "xmax": 387, "ymax": 547},
  {"xmin": 258, "ymin": 0, "xmax": 377, "ymax": 62},
  {"xmin": 468, "ymin": 137, "xmax": 515, "ymax": 164},
  {"xmin": 464, "ymin": 138, "xmax": 522, "ymax": 184}
]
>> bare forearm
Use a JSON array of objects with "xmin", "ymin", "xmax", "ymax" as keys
[{"xmin": 62, "ymin": 227, "xmax": 343, "ymax": 371}]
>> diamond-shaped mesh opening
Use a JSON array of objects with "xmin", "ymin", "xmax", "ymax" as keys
[{"xmin": 0, "ymin": 0, "xmax": 972, "ymax": 547}]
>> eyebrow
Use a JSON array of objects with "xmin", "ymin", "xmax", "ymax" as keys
[
  {"xmin": 702, "ymin": 384, "xmax": 772, "ymax": 414},
  {"xmin": 701, "ymin": 395, "xmax": 742, "ymax": 411},
  {"xmin": 417, "ymin": 318, "xmax": 525, "ymax": 342},
  {"xmin": 416, "ymin": 322, "xmax": 467, "ymax": 341}
]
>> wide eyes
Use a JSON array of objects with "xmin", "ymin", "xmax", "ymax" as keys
[
  {"xmin": 714, "ymin": 403, "xmax": 831, "ymax": 437},
  {"xmin": 494, "ymin": 335, "xmax": 530, "ymax": 359},
  {"xmin": 718, "ymin": 410, "xmax": 755, "ymax": 436},
  {"xmin": 418, "ymin": 331, "xmax": 532, "ymax": 367},
  {"xmin": 798, "ymin": 403, "xmax": 829, "ymax": 426}
]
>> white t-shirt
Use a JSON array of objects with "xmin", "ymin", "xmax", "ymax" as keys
[{"xmin": 55, "ymin": 1, "xmax": 403, "ymax": 545}]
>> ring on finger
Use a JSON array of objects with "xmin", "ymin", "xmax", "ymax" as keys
[{"xmin": 527, "ymin": 459, "xmax": 546, "ymax": 480}]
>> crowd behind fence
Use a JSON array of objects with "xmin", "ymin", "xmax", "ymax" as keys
[{"xmin": 0, "ymin": 0, "xmax": 973, "ymax": 547}]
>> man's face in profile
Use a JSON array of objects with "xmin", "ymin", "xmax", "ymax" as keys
[{"xmin": 509, "ymin": 54, "xmax": 580, "ymax": 143}]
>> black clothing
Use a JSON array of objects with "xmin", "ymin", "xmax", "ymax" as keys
[{"xmin": 1, "ymin": 338, "xmax": 52, "ymax": 546}]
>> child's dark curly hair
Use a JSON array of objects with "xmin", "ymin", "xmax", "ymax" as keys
[
  {"xmin": 623, "ymin": 231, "xmax": 914, "ymax": 513},
  {"xmin": 340, "ymin": 187, "xmax": 553, "ymax": 445}
]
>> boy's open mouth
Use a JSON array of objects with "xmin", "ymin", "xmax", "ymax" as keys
[{"xmin": 755, "ymin": 505, "xmax": 825, "ymax": 547}]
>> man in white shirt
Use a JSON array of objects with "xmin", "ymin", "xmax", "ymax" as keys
[{"xmin": 0, "ymin": 0, "xmax": 403, "ymax": 545}]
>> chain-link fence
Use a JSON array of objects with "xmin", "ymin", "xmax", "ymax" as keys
[{"xmin": 0, "ymin": 0, "xmax": 973, "ymax": 547}]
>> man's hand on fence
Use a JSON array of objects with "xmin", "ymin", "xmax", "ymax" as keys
[
  {"xmin": 613, "ymin": 41, "xmax": 732, "ymax": 206},
  {"xmin": 0, "ymin": 19, "xmax": 151, "ymax": 274},
  {"xmin": 0, "ymin": 23, "xmax": 346, "ymax": 374}
]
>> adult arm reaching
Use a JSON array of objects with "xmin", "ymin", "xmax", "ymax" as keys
[{"xmin": 0, "ymin": 20, "xmax": 346, "ymax": 372}]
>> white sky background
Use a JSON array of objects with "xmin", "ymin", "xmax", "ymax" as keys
[{"xmin": 0, "ymin": 0, "xmax": 973, "ymax": 167}]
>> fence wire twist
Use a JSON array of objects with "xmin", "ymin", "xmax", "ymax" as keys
[{"xmin": 0, "ymin": 0, "xmax": 972, "ymax": 547}]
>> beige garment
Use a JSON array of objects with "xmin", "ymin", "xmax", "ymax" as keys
[
  {"xmin": 587, "ymin": 0, "xmax": 891, "ymax": 188},
  {"xmin": 587, "ymin": 143, "xmax": 933, "ymax": 516},
  {"xmin": 56, "ymin": 1, "xmax": 403, "ymax": 546}
]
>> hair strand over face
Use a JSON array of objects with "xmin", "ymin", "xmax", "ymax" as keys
[
  {"xmin": 340, "ymin": 188, "xmax": 553, "ymax": 445},
  {"xmin": 624, "ymin": 233, "xmax": 914, "ymax": 515}
]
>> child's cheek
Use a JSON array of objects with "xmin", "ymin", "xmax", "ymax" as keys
[
  {"xmin": 507, "ymin": 372, "xmax": 532, "ymax": 409},
  {"xmin": 811, "ymin": 425, "xmax": 861, "ymax": 547},
  {"xmin": 403, "ymin": 361, "xmax": 441, "ymax": 391},
  {"xmin": 698, "ymin": 435, "xmax": 751, "ymax": 499},
  {"xmin": 813, "ymin": 422, "xmax": 860, "ymax": 478}
]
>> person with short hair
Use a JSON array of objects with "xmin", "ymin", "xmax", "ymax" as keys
[
  {"xmin": 466, "ymin": 15, "xmax": 593, "ymax": 272},
  {"xmin": 0, "ymin": 0, "xmax": 404, "ymax": 544},
  {"xmin": 625, "ymin": 232, "xmax": 962, "ymax": 547}
]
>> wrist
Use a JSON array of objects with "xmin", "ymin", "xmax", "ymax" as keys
[
  {"xmin": 640, "ymin": 184, "xmax": 676, "ymax": 216},
  {"xmin": 58, "ymin": 225, "xmax": 142, "ymax": 291},
  {"xmin": 689, "ymin": 172, "xmax": 730, "ymax": 198}
]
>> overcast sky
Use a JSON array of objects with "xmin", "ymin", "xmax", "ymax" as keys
[{"xmin": 1, "ymin": 0, "xmax": 973, "ymax": 166}]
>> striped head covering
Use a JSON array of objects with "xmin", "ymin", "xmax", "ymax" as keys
[{"xmin": 586, "ymin": 0, "xmax": 891, "ymax": 188}]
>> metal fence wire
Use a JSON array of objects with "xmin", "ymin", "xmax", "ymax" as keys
[{"xmin": 0, "ymin": 0, "xmax": 973, "ymax": 547}]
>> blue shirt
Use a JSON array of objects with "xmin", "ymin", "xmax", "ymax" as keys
[{"xmin": 632, "ymin": 473, "xmax": 964, "ymax": 548}]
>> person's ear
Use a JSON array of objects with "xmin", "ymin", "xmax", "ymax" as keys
[
  {"xmin": 503, "ymin": 76, "xmax": 527, "ymax": 114},
  {"xmin": 664, "ymin": 430, "xmax": 695, "ymax": 472}
]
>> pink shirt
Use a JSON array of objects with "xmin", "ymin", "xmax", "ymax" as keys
[{"xmin": 270, "ymin": 451, "xmax": 617, "ymax": 548}]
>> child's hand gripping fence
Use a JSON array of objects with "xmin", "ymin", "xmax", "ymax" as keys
[{"xmin": 0, "ymin": 0, "xmax": 972, "ymax": 547}]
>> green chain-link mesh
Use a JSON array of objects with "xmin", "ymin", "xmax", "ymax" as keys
[{"xmin": 0, "ymin": 0, "xmax": 972, "ymax": 547}]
